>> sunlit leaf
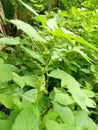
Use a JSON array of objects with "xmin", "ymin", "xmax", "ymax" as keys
[
  {"xmin": 10, "ymin": 19, "xmax": 45, "ymax": 42},
  {"xmin": 0, "ymin": 94, "xmax": 15, "ymax": 109},
  {"xmin": 54, "ymin": 103, "xmax": 75, "ymax": 125},
  {"xmin": 0, "ymin": 37, "xmax": 20, "ymax": 45},
  {"xmin": 19, "ymin": 0, "xmax": 38, "ymax": 16},
  {"xmin": 12, "ymin": 106, "xmax": 40, "ymax": 130},
  {"xmin": 49, "ymin": 69, "xmax": 96, "ymax": 112},
  {"xmin": 0, "ymin": 63, "xmax": 16, "ymax": 82}
]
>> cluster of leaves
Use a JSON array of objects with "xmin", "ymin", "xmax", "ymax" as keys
[{"xmin": 0, "ymin": 0, "xmax": 98, "ymax": 130}]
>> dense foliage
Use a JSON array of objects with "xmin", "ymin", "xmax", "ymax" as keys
[{"xmin": 0, "ymin": 0, "xmax": 98, "ymax": 130}]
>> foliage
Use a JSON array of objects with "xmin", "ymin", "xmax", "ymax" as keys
[{"xmin": 0, "ymin": 0, "xmax": 98, "ymax": 130}]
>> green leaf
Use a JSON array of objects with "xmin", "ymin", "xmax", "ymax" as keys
[
  {"xmin": 46, "ymin": 120, "xmax": 64, "ymax": 130},
  {"xmin": 19, "ymin": 0, "xmax": 38, "ymax": 16},
  {"xmin": 0, "ymin": 94, "xmax": 15, "ymax": 109},
  {"xmin": 0, "ymin": 119, "xmax": 11, "ymax": 130},
  {"xmin": 21, "ymin": 46, "xmax": 44, "ymax": 64},
  {"xmin": 12, "ymin": 73, "xmax": 25, "ymax": 88},
  {"xmin": 22, "ymin": 89, "xmax": 38, "ymax": 103},
  {"xmin": 11, "ymin": 106, "xmax": 40, "ymax": 130},
  {"xmin": 22, "ymin": 75, "xmax": 40, "ymax": 88},
  {"xmin": 0, "ymin": 37, "xmax": 20, "ymax": 45},
  {"xmin": 10, "ymin": 19, "xmax": 45, "ymax": 42},
  {"xmin": 54, "ymin": 103, "xmax": 75, "ymax": 126},
  {"xmin": 54, "ymin": 88, "xmax": 74, "ymax": 105},
  {"xmin": 53, "ymin": 27, "xmax": 98, "ymax": 52},
  {"xmin": 76, "ymin": 110, "xmax": 98, "ymax": 130},
  {"xmin": 49, "ymin": 69, "xmax": 96, "ymax": 112},
  {"xmin": 0, "ymin": 63, "xmax": 16, "ymax": 82}
]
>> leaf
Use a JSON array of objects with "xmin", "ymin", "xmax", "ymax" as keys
[
  {"xmin": 11, "ymin": 106, "xmax": 40, "ymax": 130},
  {"xmin": 21, "ymin": 46, "xmax": 44, "ymax": 64},
  {"xmin": 47, "ymin": 18, "xmax": 58, "ymax": 31},
  {"xmin": 13, "ymin": 73, "xmax": 40, "ymax": 88},
  {"xmin": 0, "ymin": 63, "xmax": 16, "ymax": 82},
  {"xmin": 54, "ymin": 88, "xmax": 74, "ymax": 105},
  {"xmin": 76, "ymin": 110, "xmax": 98, "ymax": 130},
  {"xmin": 49, "ymin": 69, "xmax": 96, "ymax": 112},
  {"xmin": 0, "ymin": 37, "xmax": 20, "ymax": 45},
  {"xmin": 22, "ymin": 75, "xmax": 40, "ymax": 88},
  {"xmin": 46, "ymin": 120, "xmax": 64, "ymax": 130},
  {"xmin": 46, "ymin": 120, "xmax": 76, "ymax": 130},
  {"xmin": 74, "ymin": 36, "xmax": 98, "ymax": 52},
  {"xmin": 0, "ymin": 94, "xmax": 15, "ymax": 109},
  {"xmin": 12, "ymin": 73, "xmax": 25, "ymax": 88},
  {"xmin": 0, "ymin": 119, "xmax": 11, "ymax": 130},
  {"xmin": 53, "ymin": 27, "xmax": 98, "ymax": 52},
  {"xmin": 72, "ymin": 48, "xmax": 92, "ymax": 63},
  {"xmin": 22, "ymin": 89, "xmax": 38, "ymax": 103},
  {"xmin": 54, "ymin": 103, "xmax": 75, "ymax": 126},
  {"xmin": 10, "ymin": 19, "xmax": 45, "ymax": 42},
  {"xmin": 19, "ymin": 0, "xmax": 38, "ymax": 16}
]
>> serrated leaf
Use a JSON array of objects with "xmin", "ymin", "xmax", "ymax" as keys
[
  {"xmin": 49, "ymin": 69, "xmax": 96, "ymax": 112},
  {"xmin": 10, "ymin": 19, "xmax": 45, "ymax": 42},
  {"xmin": 11, "ymin": 106, "xmax": 40, "ymax": 130},
  {"xmin": 21, "ymin": 46, "xmax": 44, "ymax": 64},
  {"xmin": 0, "ymin": 37, "xmax": 20, "ymax": 45}
]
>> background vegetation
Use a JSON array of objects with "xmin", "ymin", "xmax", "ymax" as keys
[{"xmin": 0, "ymin": 0, "xmax": 98, "ymax": 130}]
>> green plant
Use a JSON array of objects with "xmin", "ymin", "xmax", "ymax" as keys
[{"xmin": 0, "ymin": 0, "xmax": 98, "ymax": 130}]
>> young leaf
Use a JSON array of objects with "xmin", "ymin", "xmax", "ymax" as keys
[
  {"xmin": 11, "ymin": 106, "xmax": 40, "ymax": 130},
  {"xmin": 49, "ymin": 69, "xmax": 96, "ymax": 112},
  {"xmin": 10, "ymin": 19, "xmax": 45, "ymax": 42}
]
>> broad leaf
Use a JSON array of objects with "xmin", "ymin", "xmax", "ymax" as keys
[
  {"xmin": 0, "ymin": 63, "xmax": 16, "ymax": 82},
  {"xmin": 0, "ymin": 94, "xmax": 15, "ymax": 109},
  {"xmin": 46, "ymin": 120, "xmax": 64, "ymax": 130},
  {"xmin": 11, "ymin": 106, "xmax": 40, "ymax": 130},
  {"xmin": 22, "ymin": 75, "xmax": 40, "ymax": 88},
  {"xmin": 22, "ymin": 89, "xmax": 38, "ymax": 103},
  {"xmin": 12, "ymin": 73, "xmax": 25, "ymax": 88},
  {"xmin": 10, "ymin": 19, "xmax": 45, "ymax": 42},
  {"xmin": 54, "ymin": 88, "xmax": 74, "ymax": 105},
  {"xmin": 54, "ymin": 103, "xmax": 75, "ymax": 125},
  {"xmin": 49, "ymin": 69, "xmax": 96, "ymax": 112},
  {"xmin": 76, "ymin": 110, "xmax": 98, "ymax": 130}
]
